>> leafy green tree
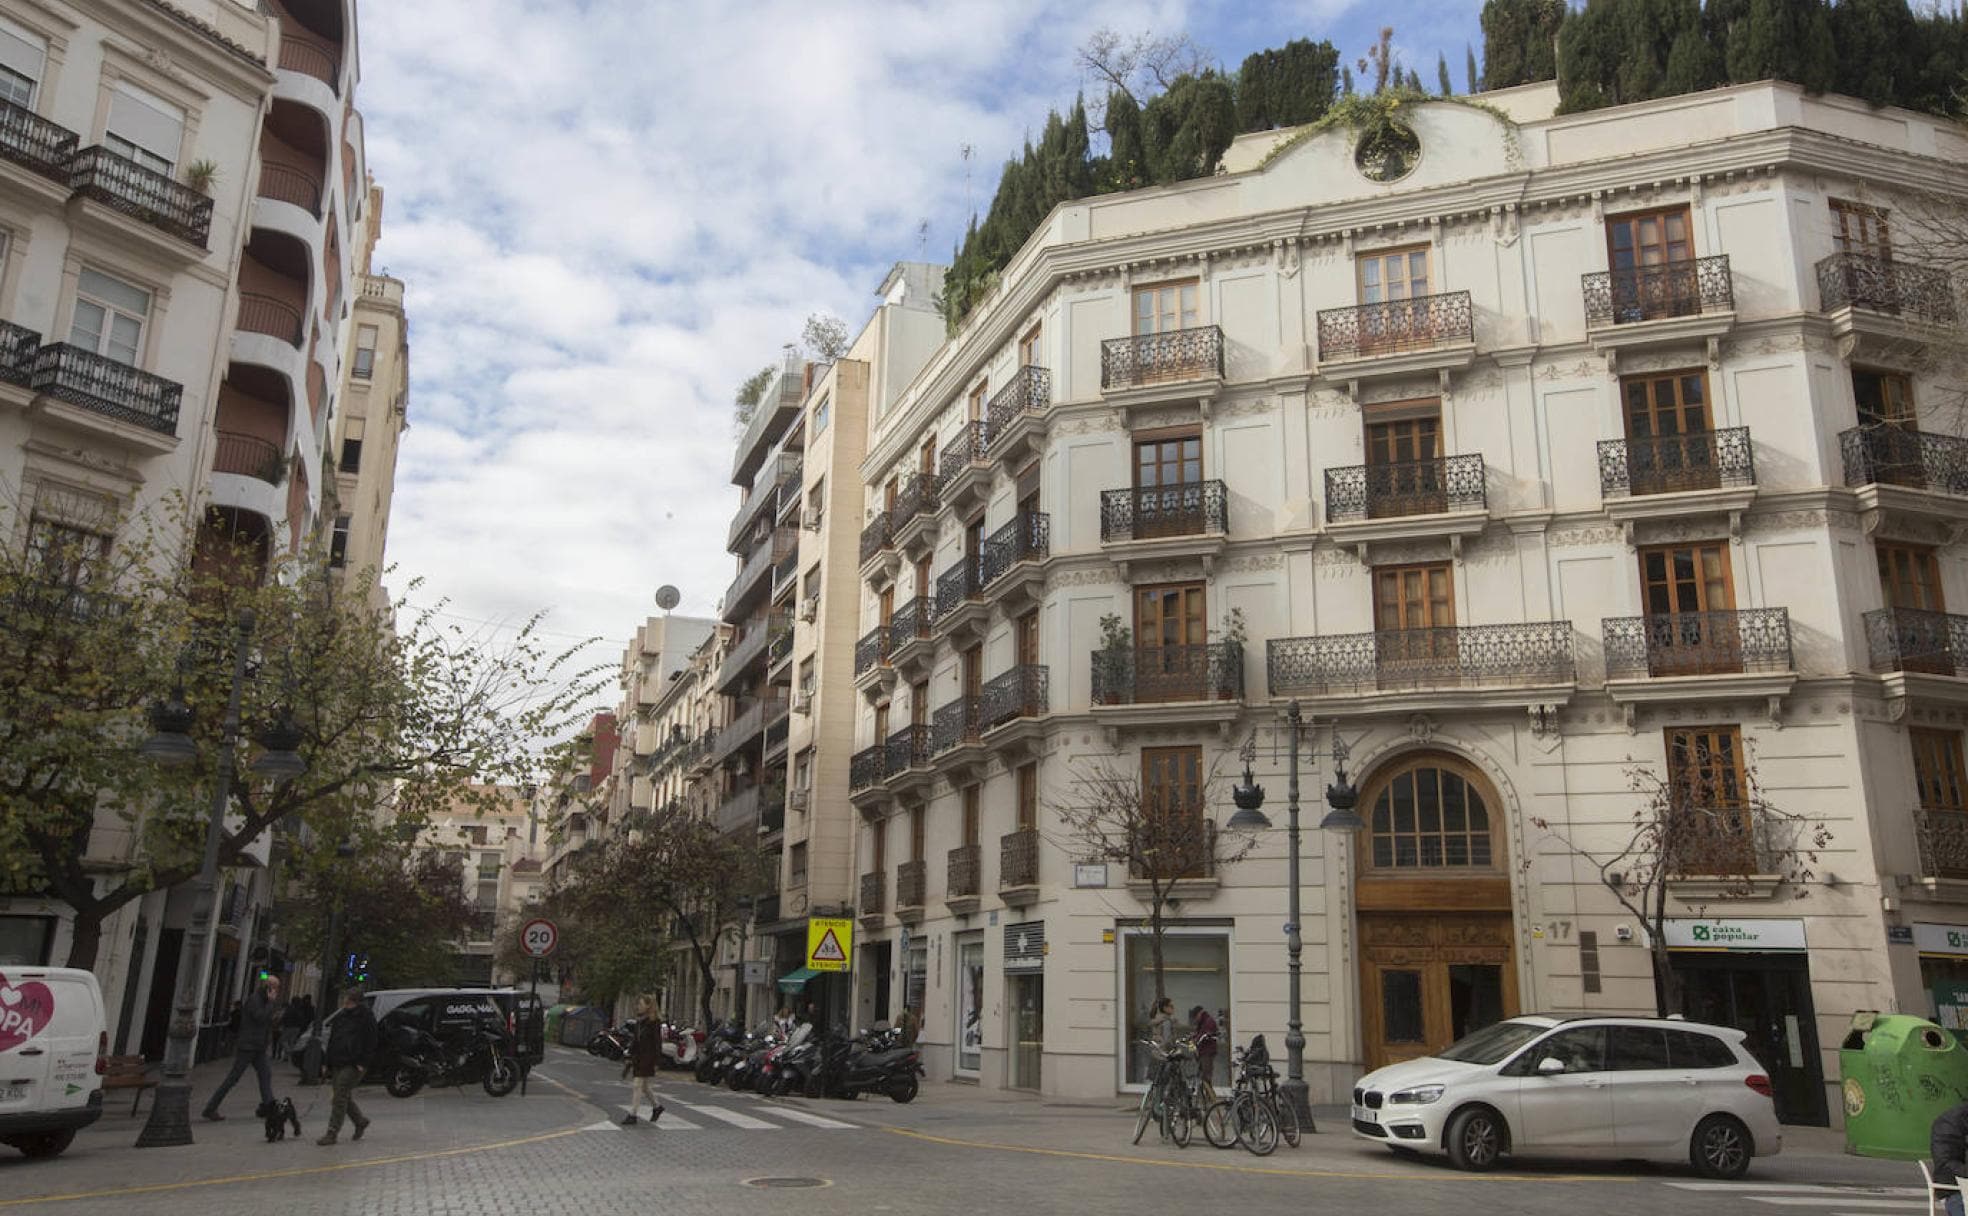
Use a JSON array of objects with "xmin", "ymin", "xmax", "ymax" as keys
[
  {"xmin": 1341, "ymin": 64, "xmax": 1355, "ymax": 95},
  {"xmin": 1467, "ymin": 43, "xmax": 1482, "ymax": 93},
  {"xmin": 732, "ymin": 363, "xmax": 774, "ymax": 433},
  {"xmin": 280, "ymin": 838, "xmax": 477, "ymax": 993},
  {"xmin": 1233, "ymin": 38, "xmax": 1339, "ymax": 131},
  {"xmin": 1438, "ymin": 52, "xmax": 1454, "ymax": 95},
  {"xmin": 1139, "ymin": 71, "xmax": 1237, "ymax": 183},
  {"xmin": 1482, "ymin": 0, "xmax": 1565, "ymax": 89}
]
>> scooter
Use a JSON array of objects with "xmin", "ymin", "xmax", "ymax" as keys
[
  {"xmin": 727, "ymin": 1030, "xmax": 781, "ymax": 1092},
  {"xmin": 659, "ymin": 1022, "xmax": 701, "ymax": 1070},
  {"xmin": 808, "ymin": 1027, "xmax": 922, "ymax": 1103}
]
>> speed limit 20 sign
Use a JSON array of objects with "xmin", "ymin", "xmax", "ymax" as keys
[{"xmin": 520, "ymin": 918, "xmax": 558, "ymax": 958}]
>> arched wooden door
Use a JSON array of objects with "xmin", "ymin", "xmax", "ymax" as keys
[{"xmin": 1355, "ymin": 753, "xmax": 1520, "ymax": 1070}]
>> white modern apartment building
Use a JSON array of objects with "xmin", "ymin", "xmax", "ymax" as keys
[{"xmin": 846, "ymin": 79, "xmax": 1967, "ymax": 1127}]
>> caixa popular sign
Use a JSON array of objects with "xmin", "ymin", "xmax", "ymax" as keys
[
  {"xmin": 1913, "ymin": 923, "xmax": 1968, "ymax": 956},
  {"xmin": 1657, "ymin": 918, "xmax": 1807, "ymax": 951}
]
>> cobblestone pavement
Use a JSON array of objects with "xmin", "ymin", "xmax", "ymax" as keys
[{"xmin": 0, "ymin": 1048, "xmax": 1934, "ymax": 1216}]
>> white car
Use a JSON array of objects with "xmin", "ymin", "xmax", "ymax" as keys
[
  {"xmin": 0, "ymin": 966, "xmax": 106, "ymax": 1160},
  {"xmin": 1350, "ymin": 1015, "xmax": 1783, "ymax": 1177}
]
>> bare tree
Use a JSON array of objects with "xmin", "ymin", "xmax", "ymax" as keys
[
  {"xmin": 1882, "ymin": 185, "xmax": 1968, "ymax": 432},
  {"xmin": 801, "ymin": 312, "xmax": 850, "ymax": 364},
  {"xmin": 1529, "ymin": 748, "xmax": 1827, "ymax": 1016},
  {"xmin": 1076, "ymin": 27, "xmax": 1213, "ymax": 123},
  {"xmin": 1053, "ymin": 757, "xmax": 1252, "ymax": 1006}
]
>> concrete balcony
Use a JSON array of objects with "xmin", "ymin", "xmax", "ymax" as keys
[
  {"xmin": 1599, "ymin": 428, "xmax": 1756, "ymax": 538},
  {"xmin": 68, "ymin": 144, "xmax": 214, "ymax": 252},
  {"xmin": 1602, "ymin": 608, "xmax": 1795, "ymax": 729},
  {"xmin": 883, "ymin": 724, "xmax": 933, "ymax": 800},
  {"xmin": 946, "ymin": 845, "xmax": 981, "ymax": 915},
  {"xmin": 999, "ymin": 828, "xmax": 1039, "ymax": 906},
  {"xmin": 31, "ymin": 343, "xmax": 182, "ymax": 451},
  {"xmin": 887, "ymin": 596, "xmax": 937, "ymax": 682},
  {"xmin": 938, "ymin": 420, "xmax": 992, "ymax": 518},
  {"xmin": 858, "ymin": 511, "xmax": 897, "ymax": 588},
  {"xmin": 931, "ymin": 696, "xmax": 987, "ymax": 784},
  {"xmin": 1090, "ymin": 643, "xmax": 1244, "ymax": 737},
  {"xmin": 852, "ymin": 624, "xmax": 894, "ymax": 700},
  {"xmin": 895, "ymin": 859, "xmax": 926, "ymax": 923},
  {"xmin": 980, "ymin": 511, "xmax": 1048, "ymax": 615},
  {"xmin": 891, "ymin": 472, "xmax": 940, "ymax": 561},
  {"xmin": 1315, "ymin": 291, "xmax": 1475, "ymax": 391},
  {"xmin": 1864, "ymin": 608, "xmax": 1968, "ymax": 711},
  {"xmin": 858, "ymin": 870, "xmax": 885, "ymax": 929},
  {"xmin": 933, "ymin": 560, "xmax": 988, "ymax": 648},
  {"xmin": 1818, "ymin": 252, "xmax": 1957, "ymax": 361},
  {"xmin": 0, "ymin": 98, "xmax": 77, "ymax": 192},
  {"xmin": 1840, "ymin": 427, "xmax": 1968, "ymax": 531},
  {"xmin": 979, "ymin": 664, "xmax": 1048, "ymax": 758}
]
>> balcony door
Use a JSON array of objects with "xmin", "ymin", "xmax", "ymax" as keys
[
  {"xmin": 1136, "ymin": 582, "xmax": 1207, "ymax": 702},
  {"xmin": 1606, "ymin": 205, "xmax": 1694, "ymax": 321},
  {"xmin": 1141, "ymin": 746, "xmax": 1206, "ymax": 878},
  {"xmin": 1134, "ymin": 431, "xmax": 1203, "ymax": 539},
  {"xmin": 1914, "ymin": 730, "xmax": 1968, "ymax": 879},
  {"xmin": 964, "ymin": 517, "xmax": 984, "ymax": 588},
  {"xmin": 1638, "ymin": 542, "xmax": 1736, "ymax": 675},
  {"xmin": 1364, "ymin": 410, "xmax": 1444, "ymax": 518},
  {"xmin": 910, "ymin": 680, "xmax": 928, "ymax": 729},
  {"xmin": 1622, "ymin": 370, "xmax": 1717, "ymax": 494},
  {"xmin": 1853, "ymin": 370, "xmax": 1923, "ymax": 487},
  {"xmin": 1831, "ymin": 199, "xmax": 1891, "ymax": 260},
  {"xmin": 1879, "ymin": 543, "xmax": 1951, "ymax": 674},
  {"xmin": 1374, "ymin": 563, "xmax": 1456, "ymax": 683},
  {"xmin": 1665, "ymin": 726, "xmax": 1752, "ymax": 873},
  {"xmin": 962, "ymin": 645, "xmax": 982, "ymax": 729},
  {"xmin": 1016, "ymin": 610, "xmax": 1039, "ymax": 668},
  {"xmin": 1356, "ymin": 245, "xmax": 1430, "ymax": 353},
  {"xmin": 1133, "ymin": 280, "xmax": 1199, "ymax": 336}
]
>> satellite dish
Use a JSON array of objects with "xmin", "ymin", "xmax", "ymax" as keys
[{"xmin": 654, "ymin": 585, "xmax": 681, "ymax": 612}]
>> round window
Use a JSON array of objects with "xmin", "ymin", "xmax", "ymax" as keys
[{"xmin": 1355, "ymin": 122, "xmax": 1420, "ymax": 183}]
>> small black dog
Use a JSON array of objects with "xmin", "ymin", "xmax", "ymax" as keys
[{"xmin": 260, "ymin": 1097, "xmax": 301, "ymax": 1142}]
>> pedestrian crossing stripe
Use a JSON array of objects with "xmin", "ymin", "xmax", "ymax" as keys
[{"xmin": 810, "ymin": 928, "xmax": 847, "ymax": 964}]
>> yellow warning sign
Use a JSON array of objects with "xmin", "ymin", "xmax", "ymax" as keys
[{"xmin": 806, "ymin": 916, "xmax": 852, "ymax": 972}]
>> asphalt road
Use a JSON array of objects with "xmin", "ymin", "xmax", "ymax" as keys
[{"xmin": 0, "ymin": 1047, "xmax": 1934, "ymax": 1216}]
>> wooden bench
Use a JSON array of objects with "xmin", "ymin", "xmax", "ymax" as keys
[{"xmin": 102, "ymin": 1055, "xmax": 157, "ymax": 1115}]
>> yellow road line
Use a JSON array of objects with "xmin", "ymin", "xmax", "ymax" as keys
[
  {"xmin": 0, "ymin": 1123, "xmax": 591, "ymax": 1208},
  {"xmin": 881, "ymin": 1126, "xmax": 1638, "ymax": 1183}
]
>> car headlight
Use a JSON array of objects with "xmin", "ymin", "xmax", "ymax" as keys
[{"xmin": 1388, "ymin": 1084, "xmax": 1446, "ymax": 1105}]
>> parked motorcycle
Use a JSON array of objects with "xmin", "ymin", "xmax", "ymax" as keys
[
  {"xmin": 586, "ymin": 1020, "xmax": 633, "ymax": 1062},
  {"xmin": 382, "ymin": 1023, "xmax": 520, "ymax": 1098},
  {"xmin": 727, "ymin": 1028, "xmax": 782, "ymax": 1092},
  {"xmin": 807, "ymin": 1027, "xmax": 922, "ymax": 1103},
  {"xmin": 659, "ymin": 1022, "xmax": 701, "ymax": 1070},
  {"xmin": 694, "ymin": 1022, "xmax": 745, "ymax": 1084},
  {"xmin": 764, "ymin": 1026, "xmax": 818, "ymax": 1096}
]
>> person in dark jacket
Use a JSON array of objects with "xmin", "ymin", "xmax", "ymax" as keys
[
  {"xmin": 1190, "ymin": 1005, "xmax": 1221, "ymax": 1085},
  {"xmin": 1934, "ymin": 1101, "xmax": 1968, "ymax": 1216},
  {"xmin": 317, "ymin": 988, "xmax": 376, "ymax": 1145},
  {"xmin": 203, "ymin": 976, "xmax": 283, "ymax": 1120},
  {"xmin": 623, "ymin": 996, "xmax": 665, "ymax": 1126}
]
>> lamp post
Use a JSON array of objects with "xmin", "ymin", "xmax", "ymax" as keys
[
  {"xmin": 134, "ymin": 609, "xmax": 306, "ymax": 1147},
  {"xmin": 1226, "ymin": 702, "xmax": 1365, "ymax": 1134}
]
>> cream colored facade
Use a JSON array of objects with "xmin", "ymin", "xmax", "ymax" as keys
[
  {"xmin": 325, "ymin": 180, "xmax": 405, "ymax": 606},
  {"xmin": 428, "ymin": 782, "xmax": 535, "ymax": 984},
  {"xmin": 845, "ymin": 80, "xmax": 1968, "ymax": 1126}
]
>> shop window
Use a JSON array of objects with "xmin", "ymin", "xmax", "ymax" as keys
[
  {"xmin": 0, "ymin": 915, "xmax": 55, "ymax": 965},
  {"xmin": 1122, "ymin": 929, "xmax": 1229, "ymax": 1086},
  {"xmin": 956, "ymin": 934, "xmax": 984, "ymax": 1075}
]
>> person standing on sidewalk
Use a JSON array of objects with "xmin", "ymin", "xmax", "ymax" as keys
[
  {"xmin": 622, "ymin": 996, "xmax": 665, "ymax": 1126},
  {"xmin": 203, "ymin": 976, "xmax": 282, "ymax": 1121},
  {"xmin": 1189, "ymin": 1005, "xmax": 1220, "ymax": 1085},
  {"xmin": 1933, "ymin": 1099, "xmax": 1968, "ymax": 1216},
  {"xmin": 317, "ymin": 988, "xmax": 375, "ymax": 1146}
]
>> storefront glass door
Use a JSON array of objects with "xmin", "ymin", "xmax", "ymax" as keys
[
  {"xmin": 1009, "ymin": 974, "xmax": 1043, "ymax": 1090},
  {"xmin": 956, "ymin": 936, "xmax": 983, "ymax": 1076}
]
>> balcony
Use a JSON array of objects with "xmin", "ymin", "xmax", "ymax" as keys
[
  {"xmin": 883, "ymin": 724, "xmax": 933, "ymax": 798},
  {"xmin": 987, "ymin": 366, "xmax": 1051, "ymax": 466},
  {"xmin": 946, "ymin": 844, "xmax": 982, "ymax": 914},
  {"xmin": 32, "ymin": 344, "xmax": 183, "ymax": 446},
  {"xmin": 853, "ymin": 624, "xmax": 893, "ymax": 698},
  {"xmin": 938, "ymin": 419, "xmax": 992, "ymax": 516},
  {"xmin": 1100, "ymin": 325, "xmax": 1224, "ymax": 404},
  {"xmin": 1839, "ymin": 427, "xmax": 1968, "ymax": 527},
  {"xmin": 728, "ymin": 451, "xmax": 801, "ymax": 551},
  {"xmin": 980, "ymin": 665, "xmax": 1048, "ymax": 752},
  {"xmin": 714, "ymin": 784, "xmax": 780, "ymax": 837},
  {"xmin": 1602, "ymin": 608, "xmax": 1794, "ymax": 728},
  {"xmin": 1864, "ymin": 608, "xmax": 1968, "ymax": 692},
  {"xmin": 257, "ymin": 161, "xmax": 321, "ymax": 217},
  {"xmin": 237, "ymin": 292, "xmax": 304, "ymax": 347},
  {"xmin": 848, "ymin": 744, "xmax": 888, "ymax": 801},
  {"xmin": 1127, "ymin": 819, "xmax": 1219, "ymax": 894},
  {"xmin": 277, "ymin": 23, "xmax": 341, "ymax": 90},
  {"xmin": 733, "ymin": 351, "xmax": 805, "ymax": 485},
  {"xmin": 858, "ymin": 511, "xmax": 895, "ymax": 583},
  {"xmin": 895, "ymin": 859, "xmax": 926, "ymax": 921},
  {"xmin": 859, "ymin": 870, "xmax": 885, "ymax": 927},
  {"xmin": 1818, "ymin": 253, "xmax": 1957, "ymax": 358},
  {"xmin": 767, "ymin": 627, "xmax": 795, "ymax": 682},
  {"xmin": 771, "ymin": 549, "xmax": 799, "ymax": 599},
  {"xmin": 68, "ymin": 145, "xmax": 213, "ymax": 250},
  {"xmin": 1267, "ymin": 622, "xmax": 1576, "ymax": 716},
  {"xmin": 212, "ymin": 432, "xmax": 285, "ymax": 486},
  {"xmin": 1092, "ymin": 643, "xmax": 1245, "ymax": 736},
  {"xmin": 711, "ymin": 695, "xmax": 787, "ymax": 766},
  {"xmin": 934, "ymin": 560, "xmax": 988, "ymax": 647},
  {"xmin": 1315, "ymin": 291, "xmax": 1476, "ymax": 388},
  {"xmin": 0, "ymin": 320, "xmax": 37, "ymax": 390},
  {"xmin": 1099, "ymin": 480, "xmax": 1227, "ymax": 575},
  {"xmin": 887, "ymin": 596, "xmax": 936, "ymax": 681},
  {"xmin": 0, "ymin": 98, "xmax": 77, "ymax": 186},
  {"xmin": 999, "ymin": 828, "xmax": 1039, "ymax": 904},
  {"xmin": 931, "ymin": 696, "xmax": 987, "ymax": 781},
  {"xmin": 891, "ymin": 471, "xmax": 941, "ymax": 559},
  {"xmin": 1323, "ymin": 454, "xmax": 1487, "ymax": 556},
  {"xmin": 1581, "ymin": 256, "xmax": 1735, "ymax": 367},
  {"xmin": 723, "ymin": 527, "xmax": 797, "ymax": 623},
  {"xmin": 763, "ymin": 707, "xmax": 790, "ymax": 762},
  {"xmin": 981, "ymin": 511, "xmax": 1049, "ymax": 612},
  {"xmin": 1915, "ymin": 807, "xmax": 1968, "ymax": 886},
  {"xmin": 715, "ymin": 610, "xmax": 789, "ymax": 693},
  {"xmin": 1599, "ymin": 427, "xmax": 1757, "ymax": 533}
]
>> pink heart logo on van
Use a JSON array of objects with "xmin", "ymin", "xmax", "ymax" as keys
[{"xmin": 0, "ymin": 974, "xmax": 55, "ymax": 1053}]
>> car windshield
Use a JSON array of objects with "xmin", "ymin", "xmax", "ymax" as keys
[{"xmin": 1434, "ymin": 1020, "xmax": 1551, "ymax": 1064}]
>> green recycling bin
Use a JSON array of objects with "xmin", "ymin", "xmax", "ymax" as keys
[{"xmin": 1839, "ymin": 1012, "xmax": 1968, "ymax": 1159}]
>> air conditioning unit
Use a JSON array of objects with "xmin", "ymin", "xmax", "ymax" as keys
[
  {"xmin": 789, "ymin": 788, "xmax": 810, "ymax": 812},
  {"xmin": 793, "ymin": 691, "xmax": 813, "ymax": 715},
  {"xmin": 799, "ymin": 595, "xmax": 819, "ymax": 623},
  {"xmin": 801, "ymin": 507, "xmax": 824, "ymax": 531}
]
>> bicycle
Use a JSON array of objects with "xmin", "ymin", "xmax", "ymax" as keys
[
  {"xmin": 1131, "ymin": 1038, "xmax": 1205, "ymax": 1147},
  {"xmin": 1203, "ymin": 1036, "xmax": 1296, "ymax": 1155}
]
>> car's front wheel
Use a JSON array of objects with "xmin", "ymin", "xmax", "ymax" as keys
[
  {"xmin": 1690, "ymin": 1114, "xmax": 1752, "ymax": 1180},
  {"xmin": 1445, "ymin": 1107, "xmax": 1506, "ymax": 1172}
]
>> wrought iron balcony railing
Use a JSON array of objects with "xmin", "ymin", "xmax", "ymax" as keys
[
  {"xmin": 1000, "ymin": 828, "xmax": 1039, "ymax": 888},
  {"xmin": 853, "ymin": 624, "xmax": 890, "ymax": 676},
  {"xmin": 980, "ymin": 665, "xmax": 1048, "ymax": 729},
  {"xmin": 213, "ymin": 432, "xmax": 285, "ymax": 485},
  {"xmin": 1916, "ymin": 807, "xmax": 1968, "ymax": 880},
  {"xmin": 884, "ymin": 724, "xmax": 931, "ymax": 778},
  {"xmin": 1325, "ymin": 454, "xmax": 1485, "ymax": 523},
  {"xmin": 947, "ymin": 844, "xmax": 981, "ymax": 898},
  {"xmin": 889, "ymin": 596, "xmax": 933, "ymax": 647},
  {"xmin": 1602, "ymin": 608, "xmax": 1793, "ymax": 680},
  {"xmin": 986, "ymin": 365, "xmax": 1051, "ymax": 448},
  {"xmin": 1838, "ymin": 426, "xmax": 1968, "ymax": 496},
  {"xmin": 935, "ymin": 560, "xmax": 983, "ymax": 619},
  {"xmin": 849, "ymin": 745, "xmax": 886, "ymax": 792},
  {"xmin": 1267, "ymin": 622, "xmax": 1575, "ymax": 695},
  {"xmin": 1599, "ymin": 428, "xmax": 1754, "ymax": 498},
  {"xmin": 859, "ymin": 870, "xmax": 885, "ymax": 915},
  {"xmin": 0, "ymin": 320, "xmax": 41, "ymax": 387},
  {"xmin": 69, "ymin": 145, "xmax": 213, "ymax": 247},
  {"xmin": 1092, "ymin": 642, "xmax": 1244, "ymax": 705},
  {"xmin": 1100, "ymin": 325, "xmax": 1224, "ymax": 391},
  {"xmin": 32, "ymin": 343, "xmax": 183, "ymax": 435},
  {"xmin": 1863, "ymin": 607, "xmax": 1968, "ymax": 678},
  {"xmin": 1582, "ymin": 255, "xmax": 1733, "ymax": 326},
  {"xmin": 1317, "ymin": 290, "xmax": 1473, "ymax": 361},
  {"xmin": 0, "ymin": 98, "xmax": 77, "ymax": 182},
  {"xmin": 1100, "ymin": 480, "xmax": 1227, "ymax": 542},
  {"xmin": 1817, "ymin": 252, "xmax": 1959, "ymax": 326},
  {"xmin": 939, "ymin": 419, "xmax": 990, "ymax": 483},
  {"xmin": 1666, "ymin": 806, "xmax": 1781, "ymax": 877},
  {"xmin": 257, "ymin": 162, "xmax": 322, "ymax": 216},
  {"xmin": 858, "ymin": 511, "xmax": 893, "ymax": 565},
  {"xmin": 1127, "ymin": 819, "xmax": 1217, "ymax": 881},
  {"xmin": 931, "ymin": 696, "xmax": 982, "ymax": 754},
  {"xmin": 982, "ymin": 512, "xmax": 1049, "ymax": 585},
  {"xmin": 893, "ymin": 471, "xmax": 939, "ymax": 524},
  {"xmin": 896, "ymin": 859, "xmax": 926, "ymax": 909}
]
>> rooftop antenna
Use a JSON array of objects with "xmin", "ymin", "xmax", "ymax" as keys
[{"xmin": 960, "ymin": 143, "xmax": 974, "ymax": 219}]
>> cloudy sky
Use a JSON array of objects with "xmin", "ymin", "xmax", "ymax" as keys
[{"xmin": 358, "ymin": 0, "xmax": 1484, "ymax": 670}]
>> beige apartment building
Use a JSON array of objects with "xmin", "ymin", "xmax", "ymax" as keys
[
  {"xmin": 426, "ymin": 783, "xmax": 535, "ymax": 985},
  {"xmin": 845, "ymin": 79, "xmax": 1968, "ymax": 1126},
  {"xmin": 325, "ymin": 179, "xmax": 405, "ymax": 603},
  {"xmin": 596, "ymin": 613, "xmax": 718, "ymax": 834},
  {"xmin": 0, "ymin": 0, "xmax": 383, "ymax": 1061}
]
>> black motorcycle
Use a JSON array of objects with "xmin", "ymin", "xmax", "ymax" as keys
[
  {"xmin": 586, "ymin": 1020, "xmax": 633, "ymax": 1062},
  {"xmin": 694, "ymin": 1022, "xmax": 745, "ymax": 1084},
  {"xmin": 809, "ymin": 1027, "xmax": 921, "ymax": 1103},
  {"xmin": 382, "ymin": 1023, "xmax": 520, "ymax": 1098}
]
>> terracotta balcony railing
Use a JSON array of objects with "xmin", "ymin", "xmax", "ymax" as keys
[
  {"xmin": 277, "ymin": 30, "xmax": 341, "ymax": 90},
  {"xmin": 256, "ymin": 162, "xmax": 322, "ymax": 216},
  {"xmin": 213, "ymin": 432, "xmax": 285, "ymax": 485},
  {"xmin": 237, "ymin": 292, "xmax": 304, "ymax": 346}
]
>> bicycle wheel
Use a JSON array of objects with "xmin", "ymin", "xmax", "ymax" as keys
[
  {"xmin": 1202, "ymin": 1098, "xmax": 1239, "ymax": 1149},
  {"xmin": 1168, "ymin": 1094, "xmax": 1194, "ymax": 1148},
  {"xmin": 1271, "ymin": 1093, "xmax": 1301, "ymax": 1148},
  {"xmin": 1132, "ymin": 1084, "xmax": 1155, "ymax": 1146},
  {"xmin": 1237, "ymin": 1093, "xmax": 1279, "ymax": 1157}
]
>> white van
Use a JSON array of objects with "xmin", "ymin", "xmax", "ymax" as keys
[{"xmin": 0, "ymin": 966, "xmax": 105, "ymax": 1159}]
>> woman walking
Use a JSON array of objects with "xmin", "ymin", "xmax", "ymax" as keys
[{"xmin": 622, "ymin": 997, "xmax": 665, "ymax": 1126}]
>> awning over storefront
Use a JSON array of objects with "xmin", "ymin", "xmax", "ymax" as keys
[{"xmin": 777, "ymin": 967, "xmax": 820, "ymax": 993}]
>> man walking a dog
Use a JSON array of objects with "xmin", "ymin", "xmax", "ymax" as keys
[
  {"xmin": 317, "ymin": 988, "xmax": 376, "ymax": 1146},
  {"xmin": 202, "ymin": 975, "xmax": 283, "ymax": 1121}
]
